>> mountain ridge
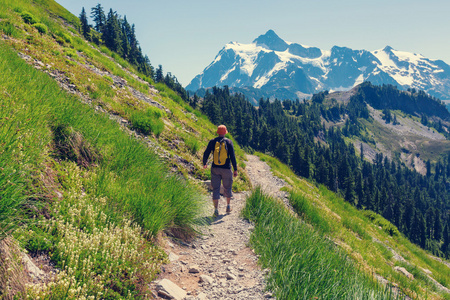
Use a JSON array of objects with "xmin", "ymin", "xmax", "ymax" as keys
[{"xmin": 187, "ymin": 30, "xmax": 450, "ymax": 102}]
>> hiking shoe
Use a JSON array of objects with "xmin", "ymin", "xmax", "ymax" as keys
[
  {"xmin": 213, "ymin": 209, "xmax": 219, "ymax": 218},
  {"xmin": 226, "ymin": 205, "xmax": 232, "ymax": 214}
]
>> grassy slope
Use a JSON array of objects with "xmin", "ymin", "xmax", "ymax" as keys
[
  {"xmin": 360, "ymin": 109, "xmax": 450, "ymax": 164},
  {"xmin": 0, "ymin": 0, "xmax": 249, "ymax": 297},
  {"xmin": 322, "ymin": 90, "xmax": 450, "ymax": 167},
  {"xmin": 243, "ymin": 188, "xmax": 397, "ymax": 299},
  {"xmin": 255, "ymin": 152, "xmax": 450, "ymax": 300}
]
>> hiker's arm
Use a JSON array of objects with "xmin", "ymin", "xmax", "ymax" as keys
[
  {"xmin": 203, "ymin": 140, "xmax": 213, "ymax": 167},
  {"xmin": 229, "ymin": 141, "xmax": 238, "ymax": 172}
]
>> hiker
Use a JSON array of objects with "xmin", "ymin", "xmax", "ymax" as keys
[{"xmin": 203, "ymin": 125, "xmax": 238, "ymax": 217}]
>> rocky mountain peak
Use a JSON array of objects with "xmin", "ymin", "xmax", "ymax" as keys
[
  {"xmin": 383, "ymin": 45, "xmax": 394, "ymax": 53},
  {"xmin": 253, "ymin": 29, "xmax": 288, "ymax": 52}
]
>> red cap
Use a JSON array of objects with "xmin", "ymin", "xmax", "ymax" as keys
[{"xmin": 217, "ymin": 125, "xmax": 227, "ymax": 136}]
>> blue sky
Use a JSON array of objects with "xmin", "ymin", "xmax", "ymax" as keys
[{"xmin": 55, "ymin": 0, "xmax": 450, "ymax": 87}]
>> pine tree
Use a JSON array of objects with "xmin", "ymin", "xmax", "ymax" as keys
[
  {"xmin": 393, "ymin": 114, "xmax": 398, "ymax": 125},
  {"xmin": 382, "ymin": 203, "xmax": 394, "ymax": 223},
  {"xmin": 104, "ymin": 9, "xmax": 123, "ymax": 55},
  {"xmin": 426, "ymin": 160, "xmax": 432, "ymax": 177},
  {"xmin": 243, "ymin": 113, "xmax": 254, "ymax": 146},
  {"xmin": 192, "ymin": 94, "xmax": 199, "ymax": 109},
  {"xmin": 155, "ymin": 65, "xmax": 164, "ymax": 83},
  {"xmin": 442, "ymin": 222, "xmax": 450, "ymax": 257},
  {"xmin": 316, "ymin": 155, "xmax": 328, "ymax": 184},
  {"xmin": 128, "ymin": 24, "xmax": 139, "ymax": 64},
  {"xmin": 91, "ymin": 4, "xmax": 106, "ymax": 33},
  {"xmin": 344, "ymin": 174, "xmax": 356, "ymax": 205},
  {"xmin": 434, "ymin": 210, "xmax": 442, "ymax": 241},
  {"xmin": 355, "ymin": 170, "xmax": 363, "ymax": 208},
  {"xmin": 143, "ymin": 55, "xmax": 154, "ymax": 78},
  {"xmin": 258, "ymin": 124, "xmax": 270, "ymax": 152},
  {"xmin": 411, "ymin": 211, "xmax": 426, "ymax": 247},
  {"xmin": 79, "ymin": 7, "xmax": 90, "ymax": 40},
  {"xmin": 360, "ymin": 143, "xmax": 364, "ymax": 161},
  {"xmin": 121, "ymin": 16, "xmax": 131, "ymax": 58},
  {"xmin": 425, "ymin": 207, "xmax": 435, "ymax": 240},
  {"xmin": 401, "ymin": 198, "xmax": 414, "ymax": 237}
]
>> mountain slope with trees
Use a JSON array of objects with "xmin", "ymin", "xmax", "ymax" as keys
[{"xmin": 199, "ymin": 85, "xmax": 450, "ymax": 258}]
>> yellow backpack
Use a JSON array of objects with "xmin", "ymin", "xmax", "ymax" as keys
[{"xmin": 213, "ymin": 139, "xmax": 228, "ymax": 165}]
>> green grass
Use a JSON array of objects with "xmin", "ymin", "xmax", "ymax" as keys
[
  {"xmin": 16, "ymin": 162, "xmax": 167, "ymax": 299},
  {"xmin": 183, "ymin": 134, "xmax": 201, "ymax": 155},
  {"xmin": 126, "ymin": 106, "xmax": 165, "ymax": 137},
  {"xmin": 0, "ymin": 39, "xmax": 205, "ymax": 296},
  {"xmin": 255, "ymin": 152, "xmax": 450, "ymax": 300},
  {"xmin": 0, "ymin": 39, "xmax": 205, "ymax": 235},
  {"xmin": 0, "ymin": 0, "xmax": 250, "ymax": 298},
  {"xmin": 342, "ymin": 217, "xmax": 371, "ymax": 240},
  {"xmin": 242, "ymin": 187, "xmax": 397, "ymax": 300},
  {"xmin": 289, "ymin": 190, "xmax": 331, "ymax": 233},
  {"xmin": 0, "ymin": 43, "xmax": 53, "ymax": 239}
]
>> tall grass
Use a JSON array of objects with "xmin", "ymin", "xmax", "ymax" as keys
[
  {"xmin": 0, "ymin": 42, "xmax": 53, "ymax": 239},
  {"xmin": 0, "ymin": 40, "xmax": 204, "ymax": 239},
  {"xmin": 242, "ymin": 187, "xmax": 398, "ymax": 300},
  {"xmin": 258, "ymin": 152, "xmax": 450, "ymax": 299},
  {"xmin": 126, "ymin": 106, "xmax": 165, "ymax": 137},
  {"xmin": 20, "ymin": 162, "xmax": 166, "ymax": 298},
  {"xmin": 289, "ymin": 191, "xmax": 331, "ymax": 233}
]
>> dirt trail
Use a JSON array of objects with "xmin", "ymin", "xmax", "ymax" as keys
[{"xmin": 152, "ymin": 155, "xmax": 287, "ymax": 299}]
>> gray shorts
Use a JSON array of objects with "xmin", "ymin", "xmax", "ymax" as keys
[{"xmin": 211, "ymin": 167, "xmax": 233, "ymax": 200}]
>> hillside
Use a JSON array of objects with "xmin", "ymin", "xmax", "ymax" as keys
[
  {"xmin": 316, "ymin": 83, "xmax": 450, "ymax": 173},
  {"xmin": 0, "ymin": 0, "xmax": 450, "ymax": 299},
  {"xmin": 250, "ymin": 153, "xmax": 450, "ymax": 299},
  {"xmin": 0, "ymin": 0, "xmax": 251, "ymax": 297}
]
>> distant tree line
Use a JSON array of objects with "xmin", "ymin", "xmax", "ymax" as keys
[
  {"xmin": 78, "ymin": 5, "xmax": 189, "ymax": 102},
  {"xmin": 199, "ymin": 85, "xmax": 450, "ymax": 257}
]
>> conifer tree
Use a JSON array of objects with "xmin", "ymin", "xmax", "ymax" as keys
[
  {"xmin": 434, "ymin": 211, "xmax": 442, "ymax": 241},
  {"xmin": 155, "ymin": 65, "xmax": 164, "ymax": 83},
  {"xmin": 355, "ymin": 170, "xmax": 363, "ymax": 207},
  {"xmin": 442, "ymin": 222, "xmax": 450, "ymax": 257},
  {"xmin": 142, "ymin": 55, "xmax": 154, "ymax": 78},
  {"xmin": 79, "ymin": 7, "xmax": 90, "ymax": 40},
  {"xmin": 401, "ymin": 199, "xmax": 414, "ymax": 236},
  {"xmin": 192, "ymin": 94, "xmax": 199, "ymax": 109},
  {"xmin": 104, "ymin": 9, "xmax": 123, "ymax": 55},
  {"xmin": 91, "ymin": 4, "xmax": 106, "ymax": 33},
  {"xmin": 121, "ymin": 16, "xmax": 131, "ymax": 58}
]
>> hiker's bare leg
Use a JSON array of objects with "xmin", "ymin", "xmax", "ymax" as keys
[
  {"xmin": 213, "ymin": 199, "xmax": 219, "ymax": 210},
  {"xmin": 226, "ymin": 197, "xmax": 232, "ymax": 213}
]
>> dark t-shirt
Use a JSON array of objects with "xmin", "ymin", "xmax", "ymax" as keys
[{"xmin": 203, "ymin": 136, "xmax": 237, "ymax": 170}]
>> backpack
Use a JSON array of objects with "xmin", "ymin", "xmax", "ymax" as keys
[{"xmin": 213, "ymin": 138, "xmax": 228, "ymax": 166}]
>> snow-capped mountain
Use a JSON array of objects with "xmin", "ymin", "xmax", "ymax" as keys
[{"xmin": 186, "ymin": 30, "xmax": 450, "ymax": 101}]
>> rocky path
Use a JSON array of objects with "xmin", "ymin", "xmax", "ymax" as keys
[{"xmin": 151, "ymin": 155, "xmax": 288, "ymax": 299}]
